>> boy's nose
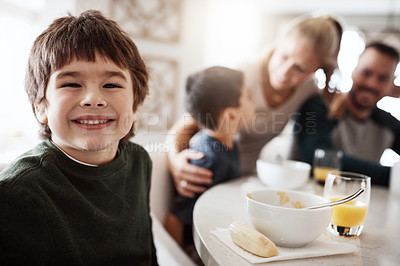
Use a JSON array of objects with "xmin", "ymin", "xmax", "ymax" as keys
[{"xmin": 80, "ymin": 94, "xmax": 107, "ymax": 108}]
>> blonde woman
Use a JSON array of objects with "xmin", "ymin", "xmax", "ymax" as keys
[{"xmin": 167, "ymin": 15, "xmax": 343, "ymax": 198}]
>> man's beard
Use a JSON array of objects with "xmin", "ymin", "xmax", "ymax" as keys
[{"xmin": 349, "ymin": 86, "xmax": 379, "ymax": 111}]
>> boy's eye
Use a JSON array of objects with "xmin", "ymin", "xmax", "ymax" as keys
[
  {"xmin": 104, "ymin": 83, "xmax": 122, "ymax": 88},
  {"xmin": 62, "ymin": 83, "xmax": 81, "ymax": 88}
]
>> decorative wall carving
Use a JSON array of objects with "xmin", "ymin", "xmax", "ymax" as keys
[
  {"xmin": 137, "ymin": 56, "xmax": 179, "ymax": 131},
  {"xmin": 109, "ymin": 0, "xmax": 182, "ymax": 42},
  {"xmin": 363, "ymin": 31, "xmax": 400, "ymax": 52},
  {"xmin": 110, "ymin": 0, "xmax": 182, "ymax": 132}
]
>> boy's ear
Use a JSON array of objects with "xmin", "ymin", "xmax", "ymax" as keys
[
  {"xmin": 35, "ymin": 103, "xmax": 48, "ymax": 124},
  {"xmin": 224, "ymin": 107, "xmax": 238, "ymax": 121}
]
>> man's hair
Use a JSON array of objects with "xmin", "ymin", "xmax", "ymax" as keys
[
  {"xmin": 25, "ymin": 10, "xmax": 149, "ymax": 143},
  {"xmin": 329, "ymin": 41, "xmax": 399, "ymax": 119},
  {"xmin": 185, "ymin": 66, "xmax": 244, "ymax": 130},
  {"xmin": 364, "ymin": 42, "xmax": 400, "ymax": 62}
]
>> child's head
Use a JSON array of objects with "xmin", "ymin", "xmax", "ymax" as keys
[
  {"xmin": 25, "ymin": 10, "xmax": 148, "ymax": 143},
  {"xmin": 185, "ymin": 66, "xmax": 252, "ymax": 132}
]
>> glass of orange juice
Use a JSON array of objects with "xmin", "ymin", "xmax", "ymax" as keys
[
  {"xmin": 324, "ymin": 171, "xmax": 371, "ymax": 237},
  {"xmin": 313, "ymin": 149, "xmax": 343, "ymax": 185}
]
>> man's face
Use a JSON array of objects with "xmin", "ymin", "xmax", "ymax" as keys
[{"xmin": 350, "ymin": 48, "xmax": 397, "ymax": 110}]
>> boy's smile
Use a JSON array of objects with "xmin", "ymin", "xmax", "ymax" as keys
[
  {"xmin": 36, "ymin": 54, "xmax": 136, "ymax": 165},
  {"xmin": 72, "ymin": 115, "xmax": 116, "ymax": 129}
]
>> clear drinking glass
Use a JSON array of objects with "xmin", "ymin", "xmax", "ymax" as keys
[
  {"xmin": 324, "ymin": 171, "xmax": 371, "ymax": 237},
  {"xmin": 313, "ymin": 149, "xmax": 343, "ymax": 185}
]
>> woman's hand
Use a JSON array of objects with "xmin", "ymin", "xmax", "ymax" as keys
[{"xmin": 168, "ymin": 149, "xmax": 213, "ymax": 198}]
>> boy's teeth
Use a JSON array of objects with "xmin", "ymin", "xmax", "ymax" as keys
[{"xmin": 78, "ymin": 119, "xmax": 108, "ymax": 125}]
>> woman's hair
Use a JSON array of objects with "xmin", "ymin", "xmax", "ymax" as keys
[
  {"xmin": 286, "ymin": 15, "xmax": 343, "ymax": 100},
  {"xmin": 185, "ymin": 66, "xmax": 244, "ymax": 130},
  {"xmin": 25, "ymin": 10, "xmax": 149, "ymax": 143}
]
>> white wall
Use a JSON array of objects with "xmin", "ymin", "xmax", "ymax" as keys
[
  {"xmin": 0, "ymin": 0, "xmax": 399, "ymax": 164},
  {"xmin": 74, "ymin": 0, "xmax": 210, "ymax": 118}
]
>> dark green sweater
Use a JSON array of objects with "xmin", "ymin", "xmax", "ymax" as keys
[{"xmin": 0, "ymin": 139, "xmax": 157, "ymax": 265}]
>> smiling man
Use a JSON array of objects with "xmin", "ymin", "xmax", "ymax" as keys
[
  {"xmin": 347, "ymin": 44, "xmax": 399, "ymax": 119},
  {"xmin": 296, "ymin": 42, "xmax": 400, "ymax": 187}
]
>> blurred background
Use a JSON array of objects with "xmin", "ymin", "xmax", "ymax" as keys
[{"xmin": 0, "ymin": 0, "xmax": 399, "ymax": 165}]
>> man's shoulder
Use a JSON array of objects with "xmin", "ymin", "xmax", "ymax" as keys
[{"xmin": 372, "ymin": 107, "xmax": 400, "ymax": 132}]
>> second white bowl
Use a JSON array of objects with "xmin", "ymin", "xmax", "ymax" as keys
[{"xmin": 256, "ymin": 159, "xmax": 311, "ymax": 189}]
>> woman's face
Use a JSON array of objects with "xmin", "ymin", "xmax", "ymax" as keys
[{"xmin": 268, "ymin": 34, "xmax": 321, "ymax": 91}]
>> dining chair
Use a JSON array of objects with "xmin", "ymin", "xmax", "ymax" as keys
[{"xmin": 146, "ymin": 144, "xmax": 197, "ymax": 266}]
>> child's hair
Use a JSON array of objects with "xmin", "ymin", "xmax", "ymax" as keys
[
  {"xmin": 25, "ymin": 10, "xmax": 149, "ymax": 143},
  {"xmin": 185, "ymin": 66, "xmax": 244, "ymax": 130}
]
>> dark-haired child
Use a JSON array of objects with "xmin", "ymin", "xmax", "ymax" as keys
[
  {"xmin": 165, "ymin": 66, "xmax": 254, "ymax": 248},
  {"xmin": 0, "ymin": 10, "xmax": 157, "ymax": 265}
]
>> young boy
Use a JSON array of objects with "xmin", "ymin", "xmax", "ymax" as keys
[
  {"xmin": 0, "ymin": 10, "xmax": 157, "ymax": 265},
  {"xmin": 165, "ymin": 66, "xmax": 254, "ymax": 247}
]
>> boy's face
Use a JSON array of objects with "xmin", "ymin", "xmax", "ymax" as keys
[{"xmin": 36, "ymin": 54, "xmax": 136, "ymax": 164}]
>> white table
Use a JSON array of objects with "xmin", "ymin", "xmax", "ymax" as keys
[{"xmin": 193, "ymin": 176, "xmax": 400, "ymax": 265}]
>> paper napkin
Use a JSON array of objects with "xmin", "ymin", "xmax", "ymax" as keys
[{"xmin": 211, "ymin": 227, "xmax": 358, "ymax": 264}]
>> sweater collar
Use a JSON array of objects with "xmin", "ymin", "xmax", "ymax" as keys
[{"xmin": 43, "ymin": 139, "xmax": 126, "ymax": 179}]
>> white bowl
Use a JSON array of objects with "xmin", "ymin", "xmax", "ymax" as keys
[
  {"xmin": 247, "ymin": 188, "xmax": 331, "ymax": 247},
  {"xmin": 256, "ymin": 159, "xmax": 311, "ymax": 189}
]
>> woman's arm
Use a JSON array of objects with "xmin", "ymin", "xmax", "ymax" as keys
[
  {"xmin": 296, "ymin": 95, "xmax": 335, "ymax": 164},
  {"xmin": 166, "ymin": 113, "xmax": 212, "ymax": 198},
  {"xmin": 341, "ymin": 154, "xmax": 390, "ymax": 187}
]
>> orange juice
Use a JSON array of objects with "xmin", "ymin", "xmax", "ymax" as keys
[
  {"xmin": 330, "ymin": 198, "xmax": 368, "ymax": 227},
  {"xmin": 313, "ymin": 167, "xmax": 338, "ymax": 182}
]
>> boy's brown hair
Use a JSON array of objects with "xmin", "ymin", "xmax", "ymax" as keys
[
  {"xmin": 185, "ymin": 66, "xmax": 244, "ymax": 130},
  {"xmin": 25, "ymin": 10, "xmax": 149, "ymax": 143}
]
